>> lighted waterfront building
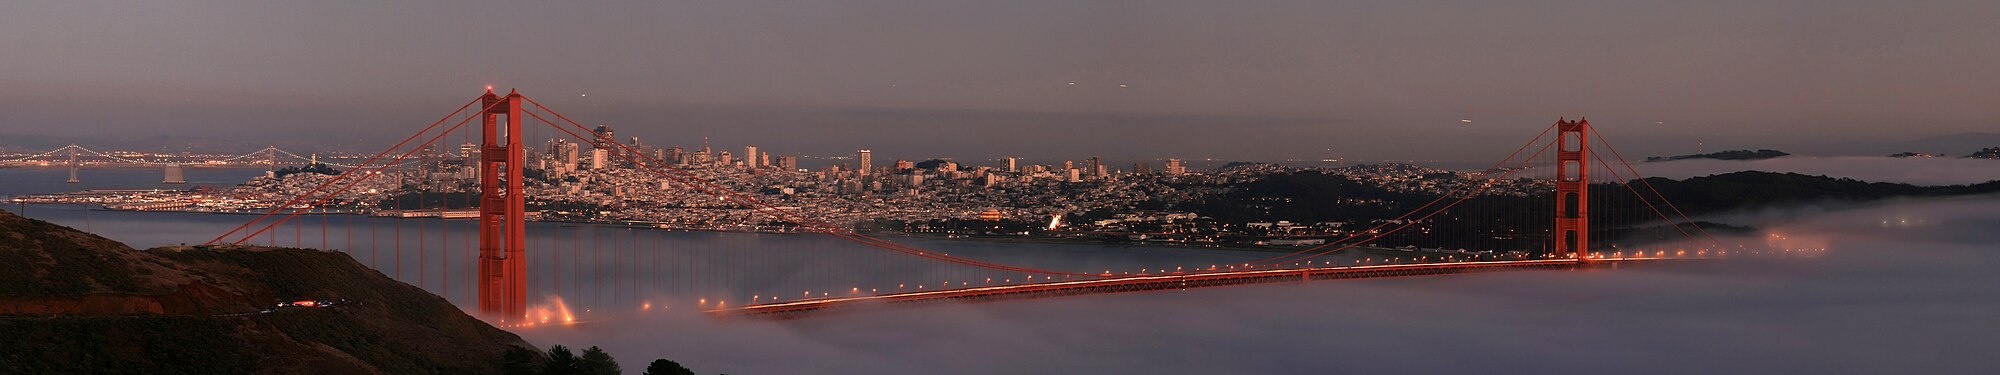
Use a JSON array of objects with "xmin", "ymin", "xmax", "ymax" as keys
[
  {"xmin": 857, "ymin": 148, "xmax": 873, "ymax": 174},
  {"xmin": 775, "ymin": 155, "xmax": 799, "ymax": 171},
  {"xmin": 666, "ymin": 146, "xmax": 685, "ymax": 165}
]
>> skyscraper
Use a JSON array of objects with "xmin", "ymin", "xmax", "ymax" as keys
[
  {"xmin": 1003, "ymin": 157, "xmax": 1018, "ymax": 173},
  {"xmin": 745, "ymin": 145, "xmax": 759, "ymax": 168},
  {"xmin": 775, "ymin": 155, "xmax": 799, "ymax": 171},
  {"xmin": 857, "ymin": 148, "xmax": 873, "ymax": 174},
  {"xmin": 592, "ymin": 125, "xmax": 616, "ymax": 148},
  {"xmin": 1165, "ymin": 158, "xmax": 1187, "ymax": 175},
  {"xmin": 562, "ymin": 142, "xmax": 579, "ymax": 172}
]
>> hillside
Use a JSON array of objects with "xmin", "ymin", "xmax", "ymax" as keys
[
  {"xmin": 0, "ymin": 210, "xmax": 534, "ymax": 374},
  {"xmin": 1645, "ymin": 149, "xmax": 1790, "ymax": 162}
]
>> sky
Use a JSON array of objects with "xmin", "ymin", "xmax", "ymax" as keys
[{"xmin": 3, "ymin": 1, "xmax": 1998, "ymax": 163}]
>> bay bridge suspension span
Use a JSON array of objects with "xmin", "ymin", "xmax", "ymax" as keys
[
  {"xmin": 198, "ymin": 88, "xmax": 1802, "ymax": 323},
  {"xmin": 2, "ymin": 144, "xmax": 411, "ymax": 184}
]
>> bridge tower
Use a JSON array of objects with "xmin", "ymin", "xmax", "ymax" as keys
[
  {"xmin": 476, "ymin": 88, "xmax": 528, "ymax": 320},
  {"xmin": 1554, "ymin": 118, "xmax": 1590, "ymax": 259},
  {"xmin": 66, "ymin": 145, "xmax": 80, "ymax": 183},
  {"xmin": 163, "ymin": 163, "xmax": 186, "ymax": 184},
  {"xmin": 265, "ymin": 146, "xmax": 277, "ymax": 178}
]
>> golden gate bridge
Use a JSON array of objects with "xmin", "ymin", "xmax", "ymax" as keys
[{"xmin": 192, "ymin": 88, "xmax": 1800, "ymax": 324}]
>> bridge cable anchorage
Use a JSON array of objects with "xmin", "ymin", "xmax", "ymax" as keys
[
  {"xmin": 207, "ymin": 97, "xmax": 488, "ymax": 246},
  {"xmin": 204, "ymin": 98, "xmax": 475, "ymax": 245},
  {"xmin": 1248, "ymin": 122, "xmax": 1561, "ymax": 266},
  {"xmin": 208, "ymin": 91, "xmax": 1733, "ymax": 320},
  {"xmin": 1588, "ymin": 148, "xmax": 1701, "ymax": 246},
  {"xmin": 222, "ymin": 100, "xmax": 488, "ymax": 246},
  {"xmin": 517, "ymin": 97, "xmax": 1102, "ymax": 277},
  {"xmin": 521, "ymin": 106, "xmax": 1074, "ymax": 276},
  {"xmin": 1265, "ymin": 137, "xmax": 1555, "ymax": 265},
  {"xmin": 1589, "ymin": 131, "xmax": 1722, "ymax": 248}
]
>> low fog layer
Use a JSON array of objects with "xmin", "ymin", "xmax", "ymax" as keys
[
  {"xmin": 521, "ymin": 196, "xmax": 2000, "ymax": 374},
  {"xmin": 1634, "ymin": 157, "xmax": 2000, "ymax": 186}
]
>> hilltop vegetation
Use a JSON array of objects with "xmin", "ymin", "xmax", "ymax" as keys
[
  {"xmin": 1645, "ymin": 149, "xmax": 1791, "ymax": 162},
  {"xmin": 1165, "ymin": 170, "xmax": 2000, "ymax": 250},
  {"xmin": 0, "ymin": 209, "xmax": 534, "ymax": 374}
]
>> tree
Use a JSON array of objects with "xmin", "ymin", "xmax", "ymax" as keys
[
  {"xmin": 544, "ymin": 345, "xmax": 583, "ymax": 375},
  {"xmin": 502, "ymin": 346, "xmax": 542, "ymax": 375},
  {"xmin": 273, "ymin": 163, "xmax": 339, "ymax": 179},
  {"xmin": 643, "ymin": 359, "xmax": 696, "ymax": 375},
  {"xmin": 579, "ymin": 346, "xmax": 621, "ymax": 375}
]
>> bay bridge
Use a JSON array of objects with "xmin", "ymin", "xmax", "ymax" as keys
[
  {"xmin": 188, "ymin": 88, "xmax": 1798, "ymax": 324},
  {"xmin": 1, "ymin": 144, "xmax": 408, "ymax": 184}
]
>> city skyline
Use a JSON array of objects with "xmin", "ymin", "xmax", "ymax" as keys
[
  {"xmin": 5, "ymin": 2, "xmax": 1999, "ymax": 373},
  {"xmin": 4, "ymin": 1, "xmax": 1997, "ymax": 162}
]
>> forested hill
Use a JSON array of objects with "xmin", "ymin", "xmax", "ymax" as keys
[
  {"xmin": 1628, "ymin": 171, "xmax": 2000, "ymax": 214},
  {"xmin": 1645, "ymin": 149, "xmax": 1790, "ymax": 162},
  {"xmin": 1184, "ymin": 170, "xmax": 2000, "ymax": 224},
  {"xmin": 0, "ymin": 209, "xmax": 535, "ymax": 374}
]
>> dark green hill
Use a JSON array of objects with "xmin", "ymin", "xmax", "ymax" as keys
[
  {"xmin": 0, "ymin": 210, "xmax": 534, "ymax": 374},
  {"xmin": 1645, "ymin": 149, "xmax": 1790, "ymax": 162},
  {"xmin": 1626, "ymin": 171, "xmax": 1995, "ymax": 213}
]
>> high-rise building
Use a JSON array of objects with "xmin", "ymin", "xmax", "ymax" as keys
[
  {"xmin": 775, "ymin": 155, "xmax": 799, "ymax": 171},
  {"xmin": 562, "ymin": 143, "xmax": 579, "ymax": 172},
  {"xmin": 894, "ymin": 160, "xmax": 915, "ymax": 172},
  {"xmin": 1165, "ymin": 158, "xmax": 1187, "ymax": 175},
  {"xmin": 981, "ymin": 173, "xmax": 1004, "ymax": 187},
  {"xmin": 592, "ymin": 125, "xmax": 616, "ymax": 148},
  {"xmin": 744, "ymin": 146, "xmax": 759, "ymax": 168},
  {"xmin": 590, "ymin": 149, "xmax": 608, "ymax": 170},
  {"xmin": 718, "ymin": 151, "xmax": 734, "ymax": 166},
  {"xmin": 1133, "ymin": 162, "xmax": 1153, "ymax": 174},
  {"xmin": 666, "ymin": 146, "xmax": 686, "ymax": 165},
  {"xmin": 857, "ymin": 149, "xmax": 873, "ymax": 174},
  {"xmin": 1003, "ymin": 157, "xmax": 1018, "ymax": 173},
  {"xmin": 1087, "ymin": 157, "xmax": 1104, "ymax": 178}
]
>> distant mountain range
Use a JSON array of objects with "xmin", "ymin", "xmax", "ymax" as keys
[
  {"xmin": 1889, "ymin": 132, "xmax": 2000, "ymax": 157},
  {"xmin": 0, "ymin": 210, "xmax": 534, "ymax": 373},
  {"xmin": 1645, "ymin": 149, "xmax": 1791, "ymax": 162}
]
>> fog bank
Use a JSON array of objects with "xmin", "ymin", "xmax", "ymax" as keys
[
  {"xmin": 1634, "ymin": 157, "xmax": 2000, "ymax": 186},
  {"xmin": 518, "ymin": 196, "xmax": 2000, "ymax": 374}
]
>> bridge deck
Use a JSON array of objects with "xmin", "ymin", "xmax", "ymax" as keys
[{"xmin": 707, "ymin": 259, "xmax": 1682, "ymax": 319}]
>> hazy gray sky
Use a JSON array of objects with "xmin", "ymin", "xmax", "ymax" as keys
[{"xmin": 3, "ymin": 1, "xmax": 1996, "ymax": 162}]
